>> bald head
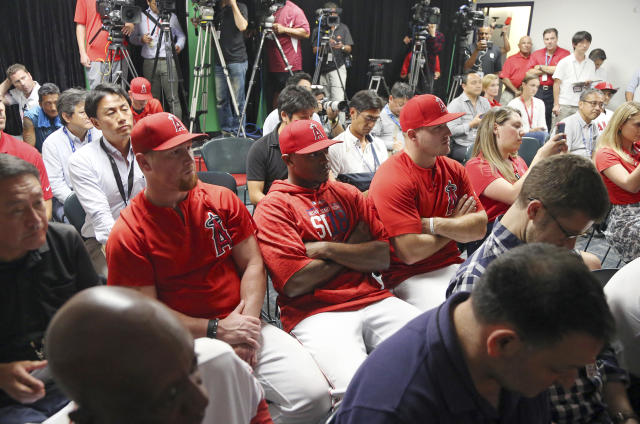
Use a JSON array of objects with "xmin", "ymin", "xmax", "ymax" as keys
[
  {"xmin": 518, "ymin": 36, "xmax": 532, "ymax": 55},
  {"xmin": 45, "ymin": 286, "xmax": 208, "ymax": 424}
]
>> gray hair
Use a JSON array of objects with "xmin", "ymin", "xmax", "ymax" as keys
[{"xmin": 57, "ymin": 88, "xmax": 88, "ymax": 126}]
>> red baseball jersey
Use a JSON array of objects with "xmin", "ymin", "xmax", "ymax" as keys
[
  {"xmin": 131, "ymin": 98, "xmax": 163, "ymax": 124},
  {"xmin": 465, "ymin": 155, "xmax": 528, "ymax": 222},
  {"xmin": 595, "ymin": 144, "xmax": 640, "ymax": 205},
  {"xmin": 368, "ymin": 152, "xmax": 483, "ymax": 287},
  {"xmin": 0, "ymin": 131, "xmax": 52, "ymax": 200},
  {"xmin": 499, "ymin": 52, "xmax": 532, "ymax": 90},
  {"xmin": 253, "ymin": 180, "xmax": 393, "ymax": 333},
  {"xmin": 106, "ymin": 181, "xmax": 254, "ymax": 319}
]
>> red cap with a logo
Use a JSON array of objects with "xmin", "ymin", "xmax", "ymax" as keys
[
  {"xmin": 129, "ymin": 77, "xmax": 154, "ymax": 101},
  {"xmin": 279, "ymin": 120, "xmax": 342, "ymax": 154},
  {"xmin": 594, "ymin": 81, "xmax": 619, "ymax": 93},
  {"xmin": 400, "ymin": 94, "xmax": 465, "ymax": 132},
  {"xmin": 131, "ymin": 112, "xmax": 208, "ymax": 154}
]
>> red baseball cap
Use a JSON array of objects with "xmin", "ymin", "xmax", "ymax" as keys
[
  {"xmin": 129, "ymin": 77, "xmax": 153, "ymax": 101},
  {"xmin": 400, "ymin": 94, "xmax": 464, "ymax": 132},
  {"xmin": 279, "ymin": 120, "xmax": 342, "ymax": 154},
  {"xmin": 594, "ymin": 81, "xmax": 619, "ymax": 93},
  {"xmin": 131, "ymin": 112, "xmax": 208, "ymax": 154}
]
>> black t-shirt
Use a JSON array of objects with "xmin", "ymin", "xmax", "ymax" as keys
[
  {"xmin": 465, "ymin": 44, "xmax": 502, "ymax": 74},
  {"xmin": 246, "ymin": 128, "xmax": 288, "ymax": 195},
  {"xmin": 311, "ymin": 23, "xmax": 354, "ymax": 70},
  {"xmin": 218, "ymin": 2, "xmax": 248, "ymax": 63},
  {"xmin": 0, "ymin": 223, "xmax": 100, "ymax": 407}
]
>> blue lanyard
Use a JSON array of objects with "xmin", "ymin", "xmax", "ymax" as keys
[
  {"xmin": 385, "ymin": 104, "xmax": 401, "ymax": 129},
  {"xmin": 545, "ymin": 53, "xmax": 552, "ymax": 66},
  {"xmin": 63, "ymin": 127, "xmax": 92, "ymax": 153},
  {"xmin": 583, "ymin": 125, "xmax": 594, "ymax": 157}
]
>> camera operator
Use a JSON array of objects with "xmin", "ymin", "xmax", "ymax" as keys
[
  {"xmin": 129, "ymin": 0, "xmax": 185, "ymax": 119},
  {"xmin": 463, "ymin": 26, "xmax": 506, "ymax": 76},
  {"xmin": 312, "ymin": 86, "xmax": 345, "ymax": 138},
  {"xmin": 74, "ymin": 0, "xmax": 135, "ymax": 89},
  {"xmin": 401, "ymin": 23, "xmax": 444, "ymax": 84},
  {"xmin": 311, "ymin": 2, "xmax": 353, "ymax": 101},
  {"xmin": 266, "ymin": 0, "xmax": 310, "ymax": 109}
]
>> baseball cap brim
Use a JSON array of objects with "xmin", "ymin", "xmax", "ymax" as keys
[
  {"xmin": 294, "ymin": 138, "xmax": 342, "ymax": 154},
  {"xmin": 135, "ymin": 132, "xmax": 208, "ymax": 154},
  {"xmin": 424, "ymin": 111, "xmax": 465, "ymax": 127},
  {"xmin": 130, "ymin": 92, "xmax": 153, "ymax": 101}
]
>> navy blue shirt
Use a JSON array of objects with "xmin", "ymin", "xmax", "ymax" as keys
[{"xmin": 333, "ymin": 293, "xmax": 550, "ymax": 424}]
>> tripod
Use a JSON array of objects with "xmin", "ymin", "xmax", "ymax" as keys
[
  {"xmin": 188, "ymin": 12, "xmax": 245, "ymax": 136},
  {"xmin": 91, "ymin": 26, "xmax": 138, "ymax": 89},
  {"xmin": 446, "ymin": 32, "xmax": 471, "ymax": 104},
  {"xmin": 367, "ymin": 59, "xmax": 392, "ymax": 97},
  {"xmin": 368, "ymin": 75, "xmax": 390, "ymax": 97},
  {"xmin": 236, "ymin": 11, "xmax": 293, "ymax": 137},
  {"xmin": 144, "ymin": 10, "xmax": 187, "ymax": 118},
  {"xmin": 407, "ymin": 33, "xmax": 434, "ymax": 95},
  {"xmin": 312, "ymin": 31, "xmax": 347, "ymax": 100}
]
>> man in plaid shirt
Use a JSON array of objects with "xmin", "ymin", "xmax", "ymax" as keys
[{"xmin": 448, "ymin": 155, "xmax": 639, "ymax": 423}]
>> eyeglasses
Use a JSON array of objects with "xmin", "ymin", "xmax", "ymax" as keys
[
  {"xmin": 582, "ymin": 100, "xmax": 605, "ymax": 109},
  {"xmin": 528, "ymin": 198, "xmax": 588, "ymax": 239}
]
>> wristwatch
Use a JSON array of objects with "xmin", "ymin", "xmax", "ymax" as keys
[
  {"xmin": 206, "ymin": 318, "xmax": 219, "ymax": 339},
  {"xmin": 613, "ymin": 411, "xmax": 640, "ymax": 423}
]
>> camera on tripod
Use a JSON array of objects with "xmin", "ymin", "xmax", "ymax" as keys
[
  {"xmin": 368, "ymin": 59, "xmax": 392, "ymax": 78},
  {"xmin": 96, "ymin": 0, "xmax": 140, "ymax": 27},
  {"xmin": 315, "ymin": 7, "xmax": 341, "ymax": 32},
  {"xmin": 156, "ymin": 0, "xmax": 177, "ymax": 12},
  {"xmin": 451, "ymin": 1, "xmax": 485, "ymax": 34},
  {"xmin": 411, "ymin": 0, "xmax": 441, "ymax": 27}
]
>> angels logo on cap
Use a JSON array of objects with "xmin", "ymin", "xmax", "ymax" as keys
[
  {"xmin": 168, "ymin": 114, "xmax": 187, "ymax": 133},
  {"xmin": 311, "ymin": 122, "xmax": 324, "ymax": 141},
  {"xmin": 435, "ymin": 97, "xmax": 447, "ymax": 113},
  {"xmin": 140, "ymin": 84, "xmax": 148, "ymax": 94}
]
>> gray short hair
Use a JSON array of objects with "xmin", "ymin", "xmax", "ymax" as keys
[{"xmin": 57, "ymin": 89, "xmax": 88, "ymax": 126}]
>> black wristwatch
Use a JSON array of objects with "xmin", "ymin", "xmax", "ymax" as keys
[
  {"xmin": 613, "ymin": 411, "xmax": 640, "ymax": 423},
  {"xmin": 206, "ymin": 318, "xmax": 219, "ymax": 339}
]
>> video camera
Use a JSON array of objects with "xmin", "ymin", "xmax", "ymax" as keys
[
  {"xmin": 156, "ymin": 0, "xmax": 176, "ymax": 12},
  {"xmin": 315, "ymin": 7, "xmax": 341, "ymax": 31},
  {"xmin": 368, "ymin": 59, "xmax": 392, "ymax": 78},
  {"xmin": 96, "ymin": 0, "xmax": 140, "ymax": 27},
  {"xmin": 451, "ymin": 1, "xmax": 485, "ymax": 34},
  {"xmin": 411, "ymin": 0, "xmax": 440, "ymax": 27},
  {"xmin": 191, "ymin": 0, "xmax": 218, "ymax": 21}
]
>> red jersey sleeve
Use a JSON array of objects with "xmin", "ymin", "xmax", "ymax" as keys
[
  {"xmin": 292, "ymin": 5, "xmax": 310, "ymax": 32},
  {"xmin": 595, "ymin": 148, "xmax": 623, "ymax": 173},
  {"xmin": 401, "ymin": 52, "xmax": 412, "ymax": 76},
  {"xmin": 74, "ymin": 0, "xmax": 87, "ymax": 24},
  {"xmin": 106, "ymin": 215, "xmax": 156, "ymax": 287},
  {"xmin": 31, "ymin": 152, "xmax": 53, "ymax": 201},
  {"xmin": 456, "ymin": 161, "xmax": 485, "ymax": 211},
  {"xmin": 435, "ymin": 55, "xmax": 441, "ymax": 73},
  {"xmin": 465, "ymin": 157, "xmax": 501, "ymax": 196},
  {"xmin": 253, "ymin": 196, "xmax": 313, "ymax": 293}
]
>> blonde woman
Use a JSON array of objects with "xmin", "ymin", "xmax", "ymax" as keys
[
  {"xmin": 482, "ymin": 74, "xmax": 501, "ymax": 107},
  {"xmin": 507, "ymin": 74, "xmax": 548, "ymax": 144},
  {"xmin": 594, "ymin": 101, "xmax": 640, "ymax": 263},
  {"xmin": 465, "ymin": 107, "xmax": 566, "ymax": 252}
]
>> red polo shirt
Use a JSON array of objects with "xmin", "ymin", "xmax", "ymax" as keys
[
  {"xmin": 500, "ymin": 52, "xmax": 532, "ymax": 90},
  {"xmin": 528, "ymin": 47, "xmax": 570, "ymax": 86},
  {"xmin": 131, "ymin": 99, "xmax": 163, "ymax": 124},
  {"xmin": 0, "ymin": 131, "xmax": 52, "ymax": 200}
]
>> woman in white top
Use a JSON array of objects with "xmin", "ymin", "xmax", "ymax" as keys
[{"xmin": 507, "ymin": 74, "xmax": 548, "ymax": 145}]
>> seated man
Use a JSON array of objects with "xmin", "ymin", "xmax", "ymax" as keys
[
  {"xmin": 23, "ymin": 83, "xmax": 62, "ymax": 152},
  {"xmin": 0, "ymin": 63, "xmax": 41, "ymax": 120},
  {"xmin": 68, "ymin": 84, "xmax": 146, "ymax": 277},
  {"xmin": 369, "ymin": 94, "xmax": 487, "ymax": 311},
  {"xmin": 106, "ymin": 112, "xmax": 331, "ymax": 424},
  {"xmin": 0, "ymin": 102, "xmax": 53, "ymax": 219},
  {"xmin": 128, "ymin": 77, "xmax": 164, "ymax": 124},
  {"xmin": 246, "ymin": 85, "xmax": 317, "ymax": 205},
  {"xmin": 253, "ymin": 119, "xmax": 420, "ymax": 390},
  {"xmin": 46, "ymin": 286, "xmax": 272, "ymax": 424},
  {"xmin": 42, "ymin": 88, "xmax": 102, "ymax": 222},
  {"xmin": 593, "ymin": 81, "xmax": 618, "ymax": 131},
  {"xmin": 446, "ymin": 73, "xmax": 491, "ymax": 162},
  {"xmin": 0, "ymin": 155, "xmax": 99, "ymax": 424},
  {"xmin": 448, "ymin": 155, "xmax": 635, "ymax": 424},
  {"xmin": 262, "ymin": 72, "xmax": 322, "ymax": 135},
  {"xmin": 553, "ymin": 88, "xmax": 604, "ymax": 157},
  {"xmin": 334, "ymin": 243, "xmax": 615, "ymax": 424},
  {"xmin": 371, "ymin": 82, "xmax": 413, "ymax": 155},
  {"xmin": 329, "ymin": 90, "xmax": 387, "ymax": 189}
]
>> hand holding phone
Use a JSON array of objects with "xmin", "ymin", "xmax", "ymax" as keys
[{"xmin": 556, "ymin": 122, "xmax": 566, "ymax": 140}]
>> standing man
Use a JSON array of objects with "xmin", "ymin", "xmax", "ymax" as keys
[
  {"xmin": 552, "ymin": 31, "xmax": 596, "ymax": 127},
  {"xmin": 0, "ymin": 102, "xmax": 53, "ymax": 220},
  {"xmin": 128, "ymin": 77, "xmax": 164, "ymax": 124},
  {"xmin": 246, "ymin": 85, "xmax": 317, "ymax": 205},
  {"xmin": 22, "ymin": 83, "xmax": 62, "ymax": 152},
  {"xmin": 311, "ymin": 2, "xmax": 353, "ymax": 101},
  {"xmin": 368, "ymin": 94, "xmax": 488, "ymax": 311},
  {"xmin": 42, "ymin": 88, "xmax": 102, "ymax": 222},
  {"xmin": 334, "ymin": 243, "xmax": 615, "ymax": 424},
  {"xmin": 74, "ymin": 0, "xmax": 134, "ymax": 89},
  {"xmin": 213, "ymin": 0, "xmax": 249, "ymax": 135},
  {"xmin": 266, "ymin": 0, "xmax": 310, "ymax": 108},
  {"xmin": 68, "ymin": 84, "xmax": 146, "ymax": 277},
  {"xmin": 554, "ymin": 88, "xmax": 604, "ymax": 157},
  {"xmin": 130, "ymin": 0, "xmax": 186, "ymax": 118},
  {"xmin": 106, "ymin": 112, "xmax": 333, "ymax": 424},
  {"xmin": 528, "ymin": 28, "xmax": 571, "ymax": 130},
  {"xmin": 463, "ymin": 27, "xmax": 503, "ymax": 76},
  {"xmin": 446, "ymin": 73, "xmax": 491, "ymax": 162},
  {"xmin": 0, "ymin": 155, "xmax": 99, "ymax": 424},
  {"xmin": 0, "ymin": 64, "xmax": 41, "ymax": 121},
  {"xmin": 371, "ymin": 82, "xmax": 414, "ymax": 155},
  {"xmin": 625, "ymin": 68, "xmax": 640, "ymax": 102},
  {"xmin": 499, "ymin": 35, "xmax": 533, "ymax": 105}
]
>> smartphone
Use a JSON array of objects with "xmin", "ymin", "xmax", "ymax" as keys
[{"xmin": 556, "ymin": 122, "xmax": 566, "ymax": 140}]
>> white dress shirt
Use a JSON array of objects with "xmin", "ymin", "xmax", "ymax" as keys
[
  {"xmin": 371, "ymin": 103, "xmax": 404, "ymax": 151},
  {"xmin": 328, "ymin": 126, "xmax": 388, "ymax": 175},
  {"xmin": 553, "ymin": 55, "xmax": 596, "ymax": 107},
  {"xmin": 507, "ymin": 96, "xmax": 547, "ymax": 132},
  {"xmin": 4, "ymin": 81, "xmax": 41, "ymax": 119},
  {"xmin": 68, "ymin": 137, "xmax": 146, "ymax": 244},
  {"xmin": 130, "ymin": 9, "xmax": 186, "ymax": 59},
  {"xmin": 42, "ymin": 126, "xmax": 102, "ymax": 204}
]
